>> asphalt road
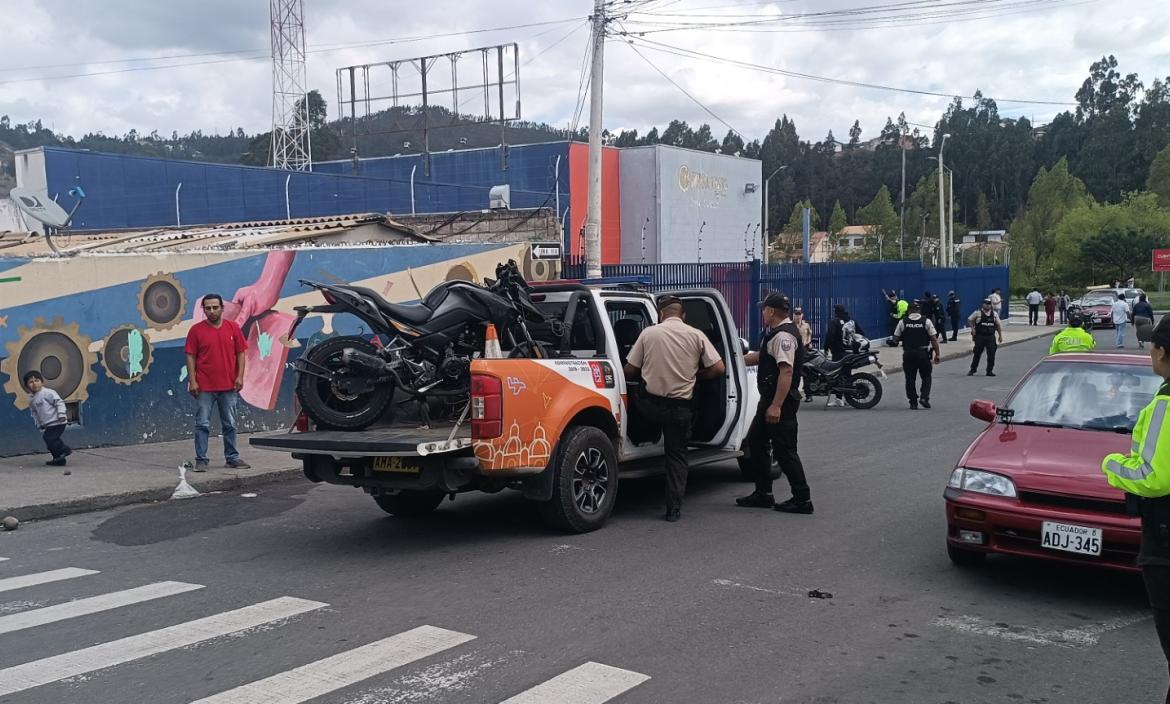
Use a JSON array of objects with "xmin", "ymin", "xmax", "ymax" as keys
[{"xmin": 0, "ymin": 330, "xmax": 1163, "ymax": 704}]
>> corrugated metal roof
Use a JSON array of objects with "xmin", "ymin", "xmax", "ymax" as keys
[{"xmin": 0, "ymin": 212, "xmax": 434, "ymax": 258}]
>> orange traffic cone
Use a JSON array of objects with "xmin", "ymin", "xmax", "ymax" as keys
[{"xmin": 484, "ymin": 323, "xmax": 503, "ymax": 359}]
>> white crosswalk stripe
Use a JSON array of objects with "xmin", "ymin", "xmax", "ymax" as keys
[
  {"xmin": 0, "ymin": 596, "xmax": 327, "ymax": 698},
  {"xmin": 0, "ymin": 557, "xmax": 8, "ymax": 562},
  {"xmin": 0, "ymin": 581, "xmax": 204, "ymax": 636},
  {"xmin": 188, "ymin": 625, "xmax": 476, "ymax": 704},
  {"xmin": 498, "ymin": 662, "xmax": 651, "ymax": 704},
  {"xmin": 0, "ymin": 567, "xmax": 98, "ymax": 593}
]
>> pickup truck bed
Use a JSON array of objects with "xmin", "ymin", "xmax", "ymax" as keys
[{"xmin": 251, "ymin": 423, "xmax": 470, "ymax": 457}]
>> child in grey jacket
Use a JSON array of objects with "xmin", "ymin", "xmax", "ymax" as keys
[{"xmin": 24, "ymin": 371, "xmax": 72, "ymax": 466}]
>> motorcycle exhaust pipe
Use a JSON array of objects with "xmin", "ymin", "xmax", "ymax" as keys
[{"xmin": 341, "ymin": 347, "xmax": 389, "ymax": 376}]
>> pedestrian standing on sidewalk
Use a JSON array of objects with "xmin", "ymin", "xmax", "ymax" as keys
[
  {"xmin": 737, "ymin": 292, "xmax": 813, "ymax": 515},
  {"xmin": 946, "ymin": 291, "xmax": 962, "ymax": 341},
  {"xmin": 624, "ymin": 295, "xmax": 725, "ymax": 522},
  {"xmin": 931, "ymin": 292, "xmax": 948, "ymax": 345},
  {"xmin": 1026, "ymin": 287, "xmax": 1043, "ymax": 326},
  {"xmin": 185, "ymin": 293, "xmax": 251, "ymax": 471},
  {"xmin": 1113, "ymin": 293, "xmax": 1131, "ymax": 348},
  {"xmin": 968, "ymin": 298, "xmax": 1004, "ymax": 377},
  {"xmin": 891, "ymin": 301, "xmax": 942, "ymax": 410},
  {"xmin": 793, "ymin": 306, "xmax": 813, "ymax": 348},
  {"xmin": 23, "ymin": 371, "xmax": 72, "ymax": 467},
  {"xmin": 1059, "ymin": 290, "xmax": 1069, "ymax": 324},
  {"xmin": 1135, "ymin": 294, "xmax": 1156, "ymax": 350},
  {"xmin": 989, "ymin": 288, "xmax": 1003, "ymax": 317},
  {"xmin": 1045, "ymin": 292, "xmax": 1058, "ymax": 326}
]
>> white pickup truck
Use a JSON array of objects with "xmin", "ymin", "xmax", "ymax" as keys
[{"xmin": 253, "ymin": 280, "xmax": 761, "ymax": 532}]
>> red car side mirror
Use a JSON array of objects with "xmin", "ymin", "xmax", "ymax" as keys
[{"xmin": 970, "ymin": 399, "xmax": 996, "ymax": 423}]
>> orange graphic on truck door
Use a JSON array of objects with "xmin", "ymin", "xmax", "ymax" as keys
[{"xmin": 470, "ymin": 358, "xmax": 619, "ymax": 471}]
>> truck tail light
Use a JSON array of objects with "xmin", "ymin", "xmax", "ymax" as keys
[{"xmin": 470, "ymin": 373, "xmax": 503, "ymax": 439}]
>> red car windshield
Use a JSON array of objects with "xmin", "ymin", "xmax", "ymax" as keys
[
  {"xmin": 1005, "ymin": 361, "xmax": 1160, "ymax": 432},
  {"xmin": 1082, "ymin": 294, "xmax": 1117, "ymax": 306}
]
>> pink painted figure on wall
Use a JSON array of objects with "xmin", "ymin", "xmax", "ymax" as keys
[{"xmin": 194, "ymin": 250, "xmax": 297, "ymax": 410}]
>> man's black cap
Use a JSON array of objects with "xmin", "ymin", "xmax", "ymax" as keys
[
  {"xmin": 910, "ymin": 299, "xmax": 922, "ymax": 311},
  {"xmin": 758, "ymin": 292, "xmax": 790, "ymax": 310},
  {"xmin": 657, "ymin": 295, "xmax": 683, "ymax": 310}
]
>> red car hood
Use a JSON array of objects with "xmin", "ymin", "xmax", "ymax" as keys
[{"xmin": 961, "ymin": 425, "xmax": 1130, "ymax": 500}]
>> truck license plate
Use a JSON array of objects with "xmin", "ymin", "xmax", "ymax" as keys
[
  {"xmin": 373, "ymin": 457, "xmax": 421, "ymax": 474},
  {"xmin": 1041, "ymin": 521, "xmax": 1102, "ymax": 556}
]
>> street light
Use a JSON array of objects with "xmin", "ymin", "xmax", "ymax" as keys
[
  {"xmin": 762, "ymin": 164, "xmax": 789, "ymax": 264},
  {"xmin": 938, "ymin": 133, "xmax": 951, "ymax": 267}
]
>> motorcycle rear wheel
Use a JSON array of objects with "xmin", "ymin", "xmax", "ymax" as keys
[
  {"xmin": 843, "ymin": 372, "xmax": 882, "ymax": 410},
  {"xmin": 296, "ymin": 336, "xmax": 394, "ymax": 430}
]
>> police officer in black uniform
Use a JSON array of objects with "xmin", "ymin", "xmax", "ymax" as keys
[
  {"xmin": 891, "ymin": 300, "xmax": 941, "ymax": 410},
  {"xmin": 967, "ymin": 298, "xmax": 1004, "ymax": 376},
  {"xmin": 736, "ymin": 292, "xmax": 813, "ymax": 514}
]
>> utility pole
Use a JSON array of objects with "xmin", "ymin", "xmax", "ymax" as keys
[
  {"xmin": 898, "ymin": 139, "xmax": 906, "ymax": 260},
  {"xmin": 937, "ymin": 133, "xmax": 950, "ymax": 267},
  {"xmin": 585, "ymin": 0, "xmax": 607, "ymax": 279},
  {"xmin": 948, "ymin": 169, "xmax": 955, "ymax": 270}
]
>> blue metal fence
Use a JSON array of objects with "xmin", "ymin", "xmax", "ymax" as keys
[{"xmin": 562, "ymin": 258, "xmax": 1009, "ymax": 344}]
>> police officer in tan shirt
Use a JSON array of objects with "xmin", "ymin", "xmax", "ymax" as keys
[{"xmin": 624, "ymin": 295, "xmax": 725, "ymax": 522}]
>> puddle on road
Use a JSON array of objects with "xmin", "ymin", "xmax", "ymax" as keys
[{"xmin": 90, "ymin": 488, "xmax": 307, "ymax": 546}]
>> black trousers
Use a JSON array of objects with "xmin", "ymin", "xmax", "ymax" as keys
[
  {"xmin": 934, "ymin": 316, "xmax": 948, "ymax": 343},
  {"xmin": 42, "ymin": 424, "xmax": 70, "ymax": 458},
  {"xmin": 903, "ymin": 348, "xmax": 933, "ymax": 402},
  {"xmin": 641, "ymin": 394, "xmax": 693, "ymax": 510},
  {"xmin": 1143, "ymin": 565, "xmax": 1170, "ymax": 703},
  {"xmin": 971, "ymin": 336, "xmax": 997, "ymax": 373},
  {"xmin": 1028, "ymin": 303, "xmax": 1040, "ymax": 325},
  {"xmin": 949, "ymin": 315, "xmax": 960, "ymax": 341},
  {"xmin": 747, "ymin": 399, "xmax": 809, "ymax": 501}
]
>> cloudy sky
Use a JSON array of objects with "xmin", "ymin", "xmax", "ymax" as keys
[{"xmin": 2, "ymin": 0, "xmax": 1167, "ymax": 145}]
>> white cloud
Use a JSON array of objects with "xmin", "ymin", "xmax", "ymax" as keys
[{"xmin": 0, "ymin": 0, "xmax": 1164, "ymax": 144}]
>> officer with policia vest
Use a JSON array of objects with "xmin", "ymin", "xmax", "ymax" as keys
[
  {"xmin": 736, "ymin": 292, "xmax": 813, "ymax": 515},
  {"xmin": 891, "ymin": 300, "xmax": 941, "ymax": 410},
  {"xmin": 967, "ymin": 298, "xmax": 1004, "ymax": 377},
  {"xmin": 1049, "ymin": 312, "xmax": 1097, "ymax": 354},
  {"xmin": 1102, "ymin": 316, "xmax": 1170, "ymax": 703}
]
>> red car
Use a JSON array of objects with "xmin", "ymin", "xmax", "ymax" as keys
[
  {"xmin": 945, "ymin": 353, "xmax": 1159, "ymax": 572},
  {"xmin": 1076, "ymin": 291, "xmax": 1120, "ymax": 328}
]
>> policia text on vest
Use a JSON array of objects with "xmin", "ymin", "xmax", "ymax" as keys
[{"xmin": 892, "ymin": 306, "xmax": 942, "ymax": 410}]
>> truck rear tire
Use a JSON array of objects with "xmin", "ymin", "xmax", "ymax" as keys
[
  {"xmin": 538, "ymin": 426, "xmax": 619, "ymax": 533},
  {"xmin": 373, "ymin": 491, "xmax": 445, "ymax": 517}
]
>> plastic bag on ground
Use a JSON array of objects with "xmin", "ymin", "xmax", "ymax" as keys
[{"xmin": 171, "ymin": 462, "xmax": 202, "ymax": 500}]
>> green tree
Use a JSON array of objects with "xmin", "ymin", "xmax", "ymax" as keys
[
  {"xmin": 856, "ymin": 185, "xmax": 899, "ymax": 260},
  {"xmin": 1009, "ymin": 157, "xmax": 1090, "ymax": 284},
  {"xmin": 1079, "ymin": 227, "xmax": 1163, "ymax": 282},
  {"xmin": 848, "ymin": 120, "xmax": 862, "ymax": 148},
  {"xmin": 782, "ymin": 199, "xmax": 820, "ymax": 233},
  {"xmin": 721, "ymin": 129, "xmax": 745, "ymax": 155},
  {"xmin": 975, "ymin": 192, "xmax": 992, "ymax": 230},
  {"xmin": 828, "ymin": 200, "xmax": 848, "ymax": 235},
  {"xmin": 1149, "ymin": 143, "xmax": 1170, "ymax": 208}
]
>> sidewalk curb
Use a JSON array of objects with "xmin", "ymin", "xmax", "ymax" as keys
[
  {"xmin": 0, "ymin": 467, "xmax": 304, "ymax": 523},
  {"xmin": 872, "ymin": 327, "xmax": 1056, "ymax": 376}
]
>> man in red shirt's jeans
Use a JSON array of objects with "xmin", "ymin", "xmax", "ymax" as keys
[{"xmin": 185, "ymin": 293, "xmax": 250, "ymax": 470}]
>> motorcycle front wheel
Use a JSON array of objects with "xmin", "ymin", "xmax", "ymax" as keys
[
  {"xmin": 295, "ymin": 336, "xmax": 394, "ymax": 430},
  {"xmin": 843, "ymin": 372, "xmax": 882, "ymax": 410}
]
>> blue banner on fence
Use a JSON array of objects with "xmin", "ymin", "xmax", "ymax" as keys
[{"xmin": 562, "ymin": 258, "xmax": 1009, "ymax": 345}]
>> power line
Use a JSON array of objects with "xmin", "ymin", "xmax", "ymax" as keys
[
  {"xmin": 624, "ymin": 36, "xmax": 1078, "ymax": 106},
  {"xmin": 0, "ymin": 17, "xmax": 586, "ymax": 83}
]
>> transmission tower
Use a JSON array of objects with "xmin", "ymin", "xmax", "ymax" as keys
[{"xmin": 269, "ymin": 0, "xmax": 312, "ymax": 171}]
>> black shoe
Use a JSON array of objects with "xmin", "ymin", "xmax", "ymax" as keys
[
  {"xmin": 950, "ymin": 336, "xmax": 958, "ymax": 342},
  {"xmin": 967, "ymin": 369, "xmax": 976, "ymax": 376},
  {"xmin": 46, "ymin": 457, "xmax": 66, "ymax": 467},
  {"xmin": 664, "ymin": 507, "xmax": 681, "ymax": 522},
  {"xmin": 803, "ymin": 396, "xmax": 813, "ymax": 403},
  {"xmin": 986, "ymin": 372, "xmax": 996, "ymax": 377},
  {"xmin": 774, "ymin": 498, "xmax": 814, "ymax": 514},
  {"xmin": 62, "ymin": 448, "xmax": 73, "ymax": 458},
  {"xmin": 909, "ymin": 401, "xmax": 919, "ymax": 410},
  {"xmin": 920, "ymin": 398, "xmax": 931, "ymax": 409},
  {"xmin": 736, "ymin": 492, "xmax": 775, "ymax": 508},
  {"xmin": 226, "ymin": 459, "xmax": 252, "ymax": 469}
]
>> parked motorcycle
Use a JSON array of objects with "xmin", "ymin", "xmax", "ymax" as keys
[
  {"xmin": 289, "ymin": 260, "xmax": 552, "ymax": 430},
  {"xmin": 800, "ymin": 342, "xmax": 884, "ymax": 409}
]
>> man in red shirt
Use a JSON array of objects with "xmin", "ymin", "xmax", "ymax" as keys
[{"xmin": 185, "ymin": 293, "xmax": 250, "ymax": 470}]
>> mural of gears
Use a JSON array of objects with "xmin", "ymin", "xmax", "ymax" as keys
[
  {"xmin": 522, "ymin": 249, "xmax": 556, "ymax": 282},
  {"xmin": 100, "ymin": 324, "xmax": 154, "ymax": 385},
  {"xmin": 2, "ymin": 317, "xmax": 98, "ymax": 410},
  {"xmin": 445, "ymin": 262, "xmax": 478, "ymax": 283},
  {"xmin": 138, "ymin": 272, "xmax": 187, "ymax": 330}
]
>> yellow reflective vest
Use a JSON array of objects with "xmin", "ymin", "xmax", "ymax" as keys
[
  {"xmin": 1049, "ymin": 326, "xmax": 1096, "ymax": 355},
  {"xmin": 1102, "ymin": 385, "xmax": 1170, "ymax": 498},
  {"xmin": 891, "ymin": 299, "xmax": 908, "ymax": 320}
]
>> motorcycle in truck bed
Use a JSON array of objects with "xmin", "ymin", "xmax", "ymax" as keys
[{"xmin": 252, "ymin": 279, "xmax": 771, "ymax": 532}]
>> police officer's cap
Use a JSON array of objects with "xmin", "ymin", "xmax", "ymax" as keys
[
  {"xmin": 758, "ymin": 292, "xmax": 790, "ymax": 310},
  {"xmin": 909, "ymin": 299, "xmax": 921, "ymax": 311},
  {"xmin": 656, "ymin": 295, "xmax": 684, "ymax": 311}
]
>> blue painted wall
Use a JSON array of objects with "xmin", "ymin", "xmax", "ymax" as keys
[{"xmin": 37, "ymin": 143, "xmax": 571, "ymax": 233}]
